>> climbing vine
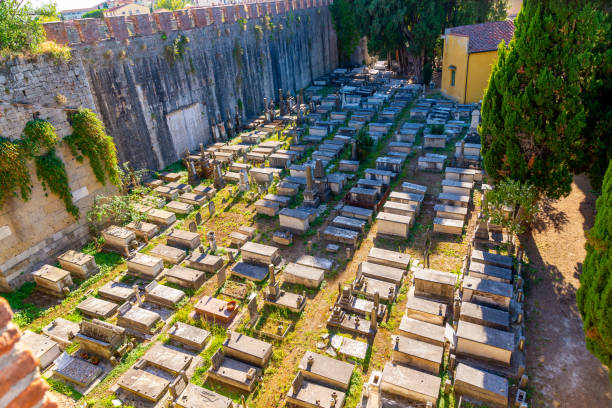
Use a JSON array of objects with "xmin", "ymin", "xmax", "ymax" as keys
[
  {"xmin": 21, "ymin": 119, "xmax": 59, "ymax": 156},
  {"xmin": 35, "ymin": 149, "xmax": 79, "ymax": 217},
  {"xmin": 0, "ymin": 137, "xmax": 31, "ymax": 206},
  {"xmin": 64, "ymin": 108, "xmax": 120, "ymax": 187}
]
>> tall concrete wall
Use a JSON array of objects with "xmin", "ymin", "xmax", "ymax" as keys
[{"xmin": 0, "ymin": 0, "xmax": 337, "ymax": 290}]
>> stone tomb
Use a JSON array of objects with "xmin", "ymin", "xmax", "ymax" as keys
[
  {"xmin": 241, "ymin": 241, "xmax": 281, "ymax": 265},
  {"xmin": 327, "ymin": 306, "xmax": 377, "ymax": 338},
  {"xmin": 77, "ymin": 296, "xmax": 119, "ymax": 319},
  {"xmin": 53, "ymin": 352, "xmax": 103, "ymax": 388},
  {"xmin": 462, "ymin": 276, "xmax": 513, "ymax": 311},
  {"xmin": 174, "ymin": 383, "xmax": 234, "ymax": 408},
  {"xmin": 167, "ymin": 322, "xmax": 210, "ymax": 351},
  {"xmin": 454, "ymin": 363, "xmax": 509, "ymax": 408},
  {"xmin": 335, "ymin": 335, "xmax": 369, "ymax": 361},
  {"xmin": 103, "ymin": 226, "xmax": 138, "ymax": 256},
  {"xmin": 166, "ymin": 201, "xmax": 194, "ymax": 215},
  {"xmin": 178, "ymin": 192, "xmax": 207, "ymax": 206},
  {"xmin": 352, "ymin": 275, "xmax": 397, "ymax": 302},
  {"xmin": 413, "ymin": 268, "xmax": 457, "ymax": 301},
  {"xmin": 469, "ymin": 262, "xmax": 512, "ymax": 284},
  {"xmin": 299, "ymin": 351, "xmax": 354, "ymax": 391},
  {"xmin": 58, "ymin": 250, "xmax": 99, "ymax": 279},
  {"xmin": 438, "ymin": 192, "xmax": 470, "ymax": 208},
  {"xmin": 376, "ymin": 212, "xmax": 412, "ymax": 239},
  {"xmin": 255, "ymin": 199, "xmax": 280, "ymax": 216},
  {"xmin": 21, "ymin": 330, "xmax": 61, "ymax": 369},
  {"xmin": 279, "ymin": 208, "xmax": 311, "ymax": 234},
  {"xmin": 147, "ymin": 208, "xmax": 177, "ymax": 226},
  {"xmin": 165, "ymin": 265, "xmax": 206, "ymax": 289},
  {"xmin": 283, "ymin": 263, "xmax": 325, "ymax": 288},
  {"xmin": 442, "ymin": 179, "xmax": 474, "ymax": 196},
  {"xmin": 125, "ymin": 221, "xmax": 159, "ymax": 241},
  {"xmin": 339, "ymin": 205, "xmax": 373, "ymax": 223},
  {"xmin": 42, "ymin": 318, "xmax": 80, "ymax": 348},
  {"xmin": 295, "ymin": 255, "xmax": 333, "ymax": 273},
  {"xmin": 98, "ymin": 281, "xmax": 136, "ymax": 303},
  {"xmin": 185, "ymin": 252, "xmax": 223, "ymax": 273},
  {"xmin": 141, "ymin": 343, "xmax": 193, "ymax": 375},
  {"xmin": 126, "ymin": 253, "xmax": 164, "ymax": 279},
  {"xmin": 382, "ymin": 201, "xmax": 418, "ymax": 220},
  {"xmin": 117, "ymin": 302, "xmax": 161, "ymax": 335},
  {"xmin": 456, "ymin": 320, "xmax": 514, "ymax": 366},
  {"xmin": 75, "ymin": 319, "xmax": 127, "ymax": 361},
  {"xmin": 287, "ymin": 371, "xmax": 346, "ymax": 408},
  {"xmin": 406, "ymin": 289, "xmax": 447, "ymax": 326},
  {"xmin": 223, "ymin": 331, "xmax": 273, "ymax": 367},
  {"xmin": 154, "ymin": 185, "xmax": 180, "ymax": 200},
  {"xmin": 392, "ymin": 334, "xmax": 444, "ymax": 374},
  {"xmin": 323, "ymin": 225, "xmax": 360, "ymax": 246},
  {"xmin": 399, "ymin": 316, "xmax": 446, "ymax": 347},
  {"xmin": 32, "ymin": 264, "xmax": 73, "ymax": 297},
  {"xmin": 195, "ymin": 296, "xmax": 239, "ymax": 325},
  {"xmin": 208, "ymin": 349, "xmax": 261, "ymax": 392},
  {"xmin": 460, "ymin": 301, "xmax": 510, "ymax": 331},
  {"xmin": 434, "ymin": 217, "xmax": 465, "ymax": 235},
  {"xmin": 381, "ymin": 362, "xmax": 441, "ymax": 405},
  {"xmin": 118, "ymin": 367, "xmax": 170, "ymax": 402},
  {"xmin": 367, "ymin": 247, "xmax": 411, "ymax": 270},
  {"xmin": 332, "ymin": 215, "xmax": 366, "ymax": 234},
  {"xmin": 231, "ymin": 262, "xmax": 269, "ymax": 282},
  {"xmin": 471, "ymin": 250, "xmax": 514, "ymax": 270},
  {"xmin": 336, "ymin": 284, "xmax": 386, "ymax": 321},
  {"xmin": 144, "ymin": 281, "xmax": 185, "ymax": 309},
  {"xmin": 149, "ymin": 244, "xmax": 186, "ymax": 265},
  {"xmin": 359, "ymin": 262, "xmax": 404, "ymax": 285},
  {"xmin": 434, "ymin": 204, "xmax": 468, "ymax": 221},
  {"xmin": 167, "ymin": 229, "xmax": 201, "ymax": 250}
]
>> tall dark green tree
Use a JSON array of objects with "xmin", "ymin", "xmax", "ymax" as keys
[
  {"xmin": 480, "ymin": 0, "xmax": 605, "ymax": 199},
  {"xmin": 577, "ymin": 160, "xmax": 612, "ymax": 382},
  {"xmin": 330, "ymin": 0, "xmax": 360, "ymax": 64}
]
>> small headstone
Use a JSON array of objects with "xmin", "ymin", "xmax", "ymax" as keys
[
  {"xmin": 208, "ymin": 201, "xmax": 215, "ymax": 217},
  {"xmin": 195, "ymin": 212, "xmax": 202, "ymax": 225},
  {"xmin": 247, "ymin": 293, "xmax": 258, "ymax": 325},
  {"xmin": 217, "ymin": 265, "xmax": 226, "ymax": 287},
  {"xmin": 188, "ymin": 221, "xmax": 197, "ymax": 233}
]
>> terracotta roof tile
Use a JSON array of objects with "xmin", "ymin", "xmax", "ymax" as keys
[{"xmin": 447, "ymin": 20, "xmax": 515, "ymax": 53}]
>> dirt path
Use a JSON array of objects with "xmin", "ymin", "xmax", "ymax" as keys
[{"xmin": 519, "ymin": 174, "xmax": 612, "ymax": 407}]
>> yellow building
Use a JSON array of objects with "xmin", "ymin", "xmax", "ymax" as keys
[
  {"xmin": 441, "ymin": 20, "xmax": 515, "ymax": 103},
  {"xmin": 104, "ymin": 3, "xmax": 150, "ymax": 17}
]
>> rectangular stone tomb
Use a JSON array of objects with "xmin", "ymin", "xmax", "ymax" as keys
[
  {"xmin": 193, "ymin": 184, "xmax": 216, "ymax": 198},
  {"xmin": 166, "ymin": 182, "xmax": 191, "ymax": 193},
  {"xmin": 98, "ymin": 281, "xmax": 136, "ymax": 303},
  {"xmin": 352, "ymin": 275, "xmax": 397, "ymax": 302},
  {"xmin": 174, "ymin": 383, "xmax": 233, "ymax": 408},
  {"xmin": 456, "ymin": 320, "xmax": 514, "ymax": 366},
  {"xmin": 32, "ymin": 264, "xmax": 73, "ymax": 297},
  {"xmin": 223, "ymin": 332, "xmax": 272, "ymax": 367},
  {"xmin": 147, "ymin": 208, "xmax": 177, "ymax": 226},
  {"xmin": 434, "ymin": 204, "xmax": 467, "ymax": 221},
  {"xmin": 417, "ymin": 156, "xmax": 445, "ymax": 172},
  {"xmin": 207, "ymin": 351, "xmax": 261, "ymax": 392},
  {"xmin": 241, "ymin": 241, "xmax": 280, "ymax": 265},
  {"xmin": 322, "ymin": 226, "xmax": 359, "ymax": 246},
  {"xmin": 279, "ymin": 208, "xmax": 310, "ymax": 234},
  {"xmin": 389, "ymin": 142, "xmax": 413, "ymax": 154},
  {"xmin": 367, "ymin": 247, "xmax": 411, "ymax": 270},
  {"xmin": 389, "ymin": 191, "xmax": 424, "ymax": 207},
  {"xmin": 154, "ymin": 185, "xmax": 180, "ymax": 200},
  {"xmin": 178, "ymin": 192, "xmax": 207, "ymax": 207},
  {"xmin": 58, "ymin": 250, "xmax": 99, "ymax": 279},
  {"xmin": 381, "ymin": 362, "xmax": 441, "ymax": 405},
  {"xmin": 357, "ymin": 178, "xmax": 384, "ymax": 195},
  {"xmin": 195, "ymin": 296, "xmax": 239, "ymax": 324},
  {"xmin": 230, "ymin": 232, "xmax": 249, "ymax": 246},
  {"xmin": 406, "ymin": 291, "xmax": 447, "ymax": 326},
  {"xmin": 445, "ymin": 167, "xmax": 477, "ymax": 182},
  {"xmin": 185, "ymin": 252, "xmax": 223, "ymax": 273},
  {"xmin": 160, "ymin": 172, "xmax": 181, "ymax": 182},
  {"xmin": 141, "ymin": 343, "xmax": 193, "ymax": 375},
  {"xmin": 286, "ymin": 372, "xmax": 346, "ymax": 408},
  {"xmin": 462, "ymin": 276, "xmax": 513, "ymax": 310},
  {"xmin": 149, "ymin": 244, "xmax": 186, "ymax": 265},
  {"xmin": 399, "ymin": 316, "xmax": 446, "ymax": 347},
  {"xmin": 283, "ymin": 263, "xmax": 325, "ymax": 288},
  {"xmin": 126, "ymin": 253, "xmax": 164, "ymax": 279},
  {"xmin": 125, "ymin": 221, "xmax": 159, "ymax": 240},
  {"xmin": 383, "ymin": 201, "xmax": 417, "ymax": 219},
  {"xmin": 42, "ymin": 318, "xmax": 80, "ymax": 348},
  {"xmin": 231, "ymin": 262, "xmax": 269, "ymax": 282},
  {"xmin": 401, "ymin": 182, "xmax": 427, "ymax": 195},
  {"xmin": 168, "ymin": 322, "xmax": 210, "ymax": 351},
  {"xmin": 376, "ymin": 156, "xmax": 403, "ymax": 173},
  {"xmin": 327, "ymin": 308, "xmax": 376, "ymax": 338},
  {"xmin": 414, "ymin": 268, "xmax": 457, "ymax": 300},
  {"xmin": 53, "ymin": 353, "xmax": 102, "ymax": 388},
  {"xmin": 298, "ymin": 351, "xmax": 354, "ymax": 391},
  {"xmin": 144, "ymin": 282, "xmax": 185, "ymax": 309},
  {"xmin": 359, "ymin": 261, "xmax": 404, "ymax": 285},
  {"xmin": 167, "ymin": 229, "xmax": 201, "ymax": 250},
  {"xmin": 471, "ymin": 250, "xmax": 513, "ymax": 269},
  {"xmin": 295, "ymin": 255, "xmax": 333, "ymax": 273},
  {"xmin": 442, "ymin": 179, "xmax": 474, "ymax": 196},
  {"xmin": 438, "ymin": 192, "xmax": 470, "ymax": 208},
  {"xmin": 117, "ymin": 305, "xmax": 161, "ymax": 334},
  {"xmin": 255, "ymin": 199, "xmax": 280, "ymax": 216},
  {"xmin": 165, "ymin": 265, "xmax": 206, "ymax": 289},
  {"xmin": 21, "ymin": 330, "xmax": 61, "ymax": 369},
  {"xmin": 454, "ymin": 363, "xmax": 509, "ymax": 408},
  {"xmin": 392, "ymin": 334, "xmax": 444, "ymax": 374},
  {"xmin": 77, "ymin": 297, "xmax": 119, "ymax": 319},
  {"xmin": 339, "ymin": 205, "xmax": 373, "ymax": 223},
  {"xmin": 424, "ymin": 134, "xmax": 448, "ymax": 148},
  {"xmin": 469, "ymin": 262, "xmax": 512, "ymax": 283},
  {"xmin": 331, "ymin": 215, "xmax": 366, "ymax": 233},
  {"xmin": 166, "ymin": 201, "xmax": 194, "ymax": 215},
  {"xmin": 277, "ymin": 181, "xmax": 299, "ymax": 197},
  {"xmin": 250, "ymin": 168, "xmax": 274, "ymax": 184},
  {"xmin": 75, "ymin": 319, "xmax": 126, "ymax": 360},
  {"xmin": 337, "ymin": 290, "xmax": 386, "ymax": 321},
  {"xmin": 339, "ymin": 160, "xmax": 360, "ymax": 172},
  {"xmin": 364, "ymin": 169, "xmax": 396, "ymax": 185},
  {"xmin": 118, "ymin": 367, "xmax": 169, "ymax": 402},
  {"xmin": 265, "ymin": 289, "xmax": 306, "ymax": 313},
  {"xmin": 376, "ymin": 212, "xmax": 413, "ymax": 239},
  {"xmin": 460, "ymin": 301, "xmax": 510, "ymax": 331}
]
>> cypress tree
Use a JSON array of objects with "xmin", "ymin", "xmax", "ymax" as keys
[
  {"xmin": 577, "ymin": 160, "xmax": 612, "ymax": 381},
  {"xmin": 480, "ymin": 0, "xmax": 603, "ymax": 199}
]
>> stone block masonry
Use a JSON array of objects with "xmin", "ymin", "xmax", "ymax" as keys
[{"xmin": 42, "ymin": 0, "xmax": 338, "ymax": 171}]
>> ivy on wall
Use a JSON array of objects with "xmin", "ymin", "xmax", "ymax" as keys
[{"xmin": 0, "ymin": 109, "xmax": 120, "ymax": 219}]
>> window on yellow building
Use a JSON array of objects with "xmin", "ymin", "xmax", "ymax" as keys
[{"xmin": 449, "ymin": 66, "xmax": 457, "ymax": 87}]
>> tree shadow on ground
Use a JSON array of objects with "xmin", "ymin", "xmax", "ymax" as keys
[
  {"xmin": 573, "ymin": 173, "xmax": 598, "ymax": 231},
  {"xmin": 532, "ymin": 197, "xmax": 569, "ymax": 233}
]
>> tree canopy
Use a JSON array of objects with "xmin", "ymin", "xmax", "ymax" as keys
[
  {"xmin": 330, "ymin": 0, "xmax": 360, "ymax": 64},
  {"xmin": 0, "ymin": 0, "xmax": 58, "ymax": 54},
  {"xmin": 480, "ymin": 0, "xmax": 606, "ymax": 200},
  {"xmin": 154, "ymin": 0, "xmax": 187, "ymax": 11},
  {"xmin": 577, "ymin": 160, "xmax": 612, "ymax": 382},
  {"xmin": 82, "ymin": 8, "xmax": 107, "ymax": 19}
]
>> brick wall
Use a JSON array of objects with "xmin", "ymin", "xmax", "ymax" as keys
[{"xmin": 0, "ymin": 298, "xmax": 58, "ymax": 408}]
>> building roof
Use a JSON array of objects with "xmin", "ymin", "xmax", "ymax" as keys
[
  {"xmin": 447, "ymin": 20, "xmax": 515, "ymax": 53},
  {"xmin": 60, "ymin": 6, "xmax": 98, "ymax": 14}
]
